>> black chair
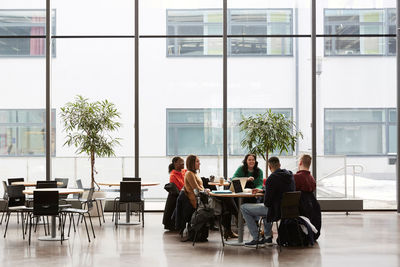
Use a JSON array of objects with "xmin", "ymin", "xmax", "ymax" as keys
[
  {"xmin": 62, "ymin": 188, "xmax": 96, "ymax": 242},
  {"xmin": 36, "ymin": 181, "xmax": 58, "ymax": 188},
  {"xmin": 7, "ymin": 178, "xmax": 24, "ymax": 185},
  {"xmin": 0, "ymin": 181, "xmax": 8, "ymax": 225},
  {"xmin": 28, "ymin": 190, "xmax": 64, "ymax": 245},
  {"xmin": 114, "ymin": 181, "xmax": 144, "ymax": 227},
  {"xmin": 122, "ymin": 177, "xmax": 141, "ymax": 181},
  {"xmin": 3, "ymin": 185, "xmax": 32, "ymax": 239},
  {"xmin": 256, "ymin": 191, "xmax": 303, "ymax": 250}
]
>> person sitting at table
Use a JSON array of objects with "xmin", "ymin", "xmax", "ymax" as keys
[
  {"xmin": 232, "ymin": 154, "xmax": 264, "ymax": 189},
  {"xmin": 294, "ymin": 154, "xmax": 321, "ymax": 239},
  {"xmin": 169, "ymin": 156, "xmax": 186, "ymax": 191},
  {"xmin": 241, "ymin": 156, "xmax": 295, "ymax": 248},
  {"xmin": 183, "ymin": 155, "xmax": 204, "ymax": 209}
]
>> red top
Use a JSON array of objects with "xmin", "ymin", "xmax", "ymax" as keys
[
  {"xmin": 170, "ymin": 169, "xmax": 187, "ymax": 191},
  {"xmin": 294, "ymin": 170, "xmax": 316, "ymax": 192}
]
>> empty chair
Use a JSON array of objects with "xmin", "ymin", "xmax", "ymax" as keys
[
  {"xmin": 28, "ymin": 190, "xmax": 64, "ymax": 245},
  {"xmin": 62, "ymin": 188, "xmax": 96, "ymax": 242},
  {"xmin": 3, "ymin": 185, "xmax": 32, "ymax": 239},
  {"xmin": 1, "ymin": 181, "xmax": 9, "ymax": 224},
  {"xmin": 7, "ymin": 178, "xmax": 24, "ymax": 186},
  {"xmin": 122, "ymin": 177, "xmax": 141, "ymax": 182},
  {"xmin": 36, "ymin": 181, "xmax": 58, "ymax": 189},
  {"xmin": 55, "ymin": 178, "xmax": 69, "ymax": 202},
  {"xmin": 114, "ymin": 181, "xmax": 144, "ymax": 227}
]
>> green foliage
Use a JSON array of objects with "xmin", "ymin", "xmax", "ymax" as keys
[
  {"xmin": 239, "ymin": 110, "xmax": 302, "ymax": 174},
  {"xmin": 60, "ymin": 95, "xmax": 121, "ymax": 187}
]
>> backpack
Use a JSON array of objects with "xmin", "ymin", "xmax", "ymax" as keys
[{"xmin": 277, "ymin": 218, "xmax": 306, "ymax": 247}]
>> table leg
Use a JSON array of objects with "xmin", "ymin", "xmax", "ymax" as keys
[
  {"xmin": 225, "ymin": 197, "xmax": 245, "ymax": 246},
  {"xmin": 38, "ymin": 215, "xmax": 69, "ymax": 241},
  {"xmin": 116, "ymin": 202, "xmax": 140, "ymax": 226}
]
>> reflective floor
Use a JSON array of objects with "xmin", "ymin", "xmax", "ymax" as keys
[{"xmin": 0, "ymin": 212, "xmax": 399, "ymax": 267}]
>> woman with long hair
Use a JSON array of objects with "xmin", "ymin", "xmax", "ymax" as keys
[
  {"xmin": 169, "ymin": 156, "xmax": 186, "ymax": 191},
  {"xmin": 232, "ymin": 154, "xmax": 264, "ymax": 189},
  {"xmin": 183, "ymin": 154, "xmax": 204, "ymax": 208}
]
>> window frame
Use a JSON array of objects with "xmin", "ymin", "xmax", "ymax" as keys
[
  {"xmin": 0, "ymin": 9, "xmax": 56, "ymax": 58},
  {"xmin": 166, "ymin": 8, "xmax": 293, "ymax": 57},
  {"xmin": 0, "ymin": 109, "xmax": 56, "ymax": 157},
  {"xmin": 324, "ymin": 8, "xmax": 395, "ymax": 57},
  {"xmin": 166, "ymin": 108, "xmax": 293, "ymax": 156},
  {"xmin": 324, "ymin": 108, "xmax": 395, "ymax": 156}
]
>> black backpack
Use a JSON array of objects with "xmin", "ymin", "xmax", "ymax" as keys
[{"xmin": 277, "ymin": 218, "xmax": 306, "ymax": 247}]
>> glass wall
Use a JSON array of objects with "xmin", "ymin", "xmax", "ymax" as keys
[
  {"xmin": 317, "ymin": 0, "xmax": 396, "ymax": 209},
  {"xmin": 0, "ymin": 0, "xmax": 397, "ymax": 209}
]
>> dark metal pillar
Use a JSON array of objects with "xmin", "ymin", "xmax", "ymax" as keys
[
  {"xmin": 135, "ymin": 0, "xmax": 139, "ymax": 178},
  {"xmin": 45, "ymin": 0, "xmax": 52, "ymax": 181},
  {"xmin": 311, "ymin": 0, "xmax": 317, "ymax": 180},
  {"xmin": 223, "ymin": 0, "xmax": 228, "ymax": 179}
]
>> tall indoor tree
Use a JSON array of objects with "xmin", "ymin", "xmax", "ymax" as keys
[
  {"xmin": 239, "ymin": 109, "xmax": 303, "ymax": 177},
  {"xmin": 60, "ymin": 95, "xmax": 121, "ymax": 189}
]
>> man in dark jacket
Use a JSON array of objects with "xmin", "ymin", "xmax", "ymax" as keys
[{"xmin": 241, "ymin": 157, "xmax": 295, "ymax": 248}]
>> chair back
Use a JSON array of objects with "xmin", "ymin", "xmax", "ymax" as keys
[
  {"xmin": 120, "ymin": 181, "xmax": 141, "ymax": 202},
  {"xmin": 55, "ymin": 178, "xmax": 69, "ymax": 188},
  {"xmin": 76, "ymin": 179, "xmax": 83, "ymax": 189},
  {"xmin": 36, "ymin": 180, "xmax": 58, "ymax": 188},
  {"xmin": 7, "ymin": 178, "xmax": 24, "ymax": 185},
  {"xmin": 85, "ymin": 187, "xmax": 95, "ymax": 210},
  {"xmin": 33, "ymin": 191, "xmax": 59, "ymax": 216},
  {"xmin": 7, "ymin": 185, "xmax": 26, "ymax": 207},
  {"xmin": 73, "ymin": 179, "xmax": 84, "ymax": 199},
  {"xmin": 280, "ymin": 191, "xmax": 301, "ymax": 219},
  {"xmin": 2, "ymin": 181, "xmax": 8, "ymax": 200},
  {"xmin": 122, "ymin": 177, "xmax": 141, "ymax": 182}
]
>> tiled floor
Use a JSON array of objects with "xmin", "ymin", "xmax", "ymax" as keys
[{"xmin": 0, "ymin": 212, "xmax": 399, "ymax": 267}]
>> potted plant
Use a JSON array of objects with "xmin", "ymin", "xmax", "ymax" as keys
[
  {"xmin": 60, "ymin": 95, "xmax": 121, "ymax": 189},
  {"xmin": 239, "ymin": 109, "xmax": 302, "ymax": 177}
]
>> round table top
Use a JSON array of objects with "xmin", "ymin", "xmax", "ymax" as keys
[
  {"xmin": 209, "ymin": 191, "xmax": 263, "ymax": 198},
  {"xmin": 23, "ymin": 188, "xmax": 84, "ymax": 195},
  {"xmin": 209, "ymin": 182, "xmax": 230, "ymax": 186},
  {"xmin": 98, "ymin": 182, "xmax": 160, "ymax": 187},
  {"xmin": 12, "ymin": 181, "xmax": 63, "ymax": 186}
]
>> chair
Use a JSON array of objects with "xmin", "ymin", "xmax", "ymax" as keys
[
  {"xmin": 256, "ymin": 191, "xmax": 303, "ymax": 250},
  {"xmin": 3, "ymin": 185, "xmax": 32, "ymax": 239},
  {"xmin": 36, "ymin": 181, "xmax": 58, "ymax": 188},
  {"xmin": 55, "ymin": 178, "xmax": 69, "ymax": 202},
  {"xmin": 0, "ymin": 181, "xmax": 8, "ymax": 225},
  {"xmin": 7, "ymin": 178, "xmax": 24, "ymax": 185},
  {"xmin": 114, "ymin": 181, "xmax": 144, "ymax": 227},
  {"xmin": 55, "ymin": 178, "xmax": 69, "ymax": 188},
  {"xmin": 28, "ymin": 190, "xmax": 64, "ymax": 245},
  {"xmin": 62, "ymin": 188, "xmax": 96, "ymax": 242}
]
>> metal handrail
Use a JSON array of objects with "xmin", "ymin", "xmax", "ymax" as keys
[{"xmin": 318, "ymin": 164, "xmax": 364, "ymax": 198}]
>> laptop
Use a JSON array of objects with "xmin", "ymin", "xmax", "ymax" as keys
[{"xmin": 229, "ymin": 178, "xmax": 248, "ymax": 193}]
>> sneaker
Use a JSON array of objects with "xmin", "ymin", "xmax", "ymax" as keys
[
  {"xmin": 263, "ymin": 236, "xmax": 273, "ymax": 246},
  {"xmin": 244, "ymin": 239, "xmax": 265, "ymax": 248}
]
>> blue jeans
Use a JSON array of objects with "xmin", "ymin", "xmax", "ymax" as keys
[{"xmin": 241, "ymin": 203, "xmax": 272, "ymax": 241}]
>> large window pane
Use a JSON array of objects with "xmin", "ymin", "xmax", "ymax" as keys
[
  {"xmin": 52, "ymin": 0, "xmax": 134, "ymax": 35},
  {"xmin": 52, "ymin": 39, "xmax": 134, "ymax": 188},
  {"xmin": 140, "ymin": 38, "xmax": 222, "ymax": 198}
]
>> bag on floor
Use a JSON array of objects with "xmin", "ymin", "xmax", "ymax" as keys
[{"xmin": 277, "ymin": 218, "xmax": 306, "ymax": 247}]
